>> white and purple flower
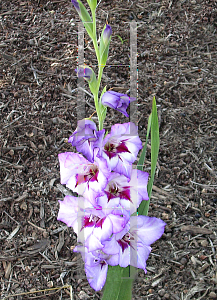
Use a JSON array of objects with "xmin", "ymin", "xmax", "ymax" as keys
[
  {"xmin": 58, "ymin": 150, "xmax": 110, "ymax": 205},
  {"xmin": 70, "ymin": 215, "xmax": 165, "ymax": 291},
  {"xmin": 74, "ymin": 246, "xmax": 118, "ymax": 291},
  {"xmin": 102, "ymin": 216, "xmax": 166, "ymax": 271},
  {"xmin": 57, "ymin": 195, "xmax": 127, "ymax": 252},
  {"xmin": 102, "ymin": 122, "xmax": 143, "ymax": 178},
  {"xmin": 97, "ymin": 169, "xmax": 149, "ymax": 213},
  {"xmin": 57, "ymin": 117, "xmax": 164, "ymax": 292}
]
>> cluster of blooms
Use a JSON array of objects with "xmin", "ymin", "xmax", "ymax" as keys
[{"xmin": 57, "ymin": 93, "xmax": 166, "ymax": 291}]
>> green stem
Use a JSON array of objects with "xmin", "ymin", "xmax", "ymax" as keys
[
  {"xmin": 97, "ymin": 65, "xmax": 103, "ymax": 90},
  {"xmin": 93, "ymin": 93, "xmax": 99, "ymax": 118},
  {"xmin": 92, "ymin": 11, "xmax": 99, "ymax": 62},
  {"xmin": 94, "ymin": 91, "xmax": 103, "ymax": 130},
  {"xmin": 97, "ymin": 65, "xmax": 104, "ymax": 130},
  {"xmin": 92, "ymin": 10, "xmax": 106, "ymax": 130},
  {"xmin": 91, "ymin": 10, "xmax": 104, "ymax": 130}
]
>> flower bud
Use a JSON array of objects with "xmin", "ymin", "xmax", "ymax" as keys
[
  {"xmin": 101, "ymin": 90, "xmax": 136, "ymax": 117},
  {"xmin": 99, "ymin": 24, "xmax": 112, "ymax": 66},
  {"xmin": 75, "ymin": 66, "xmax": 97, "ymax": 94},
  {"xmin": 102, "ymin": 25, "xmax": 112, "ymax": 45}
]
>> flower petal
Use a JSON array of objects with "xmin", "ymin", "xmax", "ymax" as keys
[
  {"xmin": 85, "ymin": 256, "xmax": 108, "ymax": 291},
  {"xmin": 129, "ymin": 243, "xmax": 151, "ymax": 271},
  {"xmin": 131, "ymin": 216, "xmax": 166, "ymax": 246},
  {"xmin": 57, "ymin": 196, "xmax": 79, "ymax": 229},
  {"xmin": 85, "ymin": 234, "xmax": 104, "ymax": 252},
  {"xmin": 76, "ymin": 248, "xmax": 109, "ymax": 291},
  {"xmin": 102, "ymin": 236, "xmax": 120, "ymax": 255}
]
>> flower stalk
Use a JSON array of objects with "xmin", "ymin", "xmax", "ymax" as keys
[{"xmin": 56, "ymin": 0, "xmax": 164, "ymax": 296}]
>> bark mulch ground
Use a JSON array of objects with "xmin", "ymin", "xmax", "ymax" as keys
[{"xmin": 0, "ymin": 0, "xmax": 217, "ymax": 299}]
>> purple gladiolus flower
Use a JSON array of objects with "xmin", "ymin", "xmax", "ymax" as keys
[
  {"xmin": 102, "ymin": 216, "xmax": 166, "ymax": 271},
  {"xmin": 58, "ymin": 150, "xmax": 110, "ymax": 204},
  {"xmin": 71, "ymin": 0, "xmax": 80, "ymax": 12},
  {"xmin": 57, "ymin": 196, "xmax": 127, "ymax": 252},
  {"xmin": 97, "ymin": 169, "xmax": 149, "ymax": 213},
  {"xmin": 102, "ymin": 122, "xmax": 143, "ymax": 178},
  {"xmin": 80, "ymin": 206, "xmax": 126, "ymax": 251},
  {"xmin": 84, "ymin": 250, "xmax": 109, "ymax": 291},
  {"xmin": 102, "ymin": 25, "xmax": 112, "ymax": 44},
  {"xmin": 68, "ymin": 119, "xmax": 105, "ymax": 163},
  {"xmin": 101, "ymin": 91, "xmax": 136, "ymax": 117},
  {"xmin": 74, "ymin": 246, "xmax": 118, "ymax": 291}
]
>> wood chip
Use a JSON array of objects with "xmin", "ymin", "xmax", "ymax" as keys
[
  {"xmin": 14, "ymin": 192, "xmax": 28, "ymax": 203},
  {"xmin": 152, "ymin": 184, "xmax": 171, "ymax": 196},
  {"xmin": 23, "ymin": 238, "xmax": 50, "ymax": 254},
  {"xmin": 198, "ymin": 262, "xmax": 210, "ymax": 273},
  {"xmin": 4, "ymin": 262, "xmax": 12, "ymax": 279},
  {"xmin": 181, "ymin": 225, "xmax": 212, "ymax": 235},
  {"xmin": 56, "ymin": 231, "xmax": 65, "ymax": 253},
  {"xmin": 7, "ymin": 225, "xmax": 20, "ymax": 240},
  {"xmin": 184, "ymin": 283, "xmax": 206, "ymax": 300}
]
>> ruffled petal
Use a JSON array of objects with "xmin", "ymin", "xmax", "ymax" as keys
[
  {"xmin": 81, "ymin": 250, "xmax": 109, "ymax": 291},
  {"xmin": 131, "ymin": 216, "xmax": 166, "ymax": 246},
  {"xmin": 106, "ymin": 253, "xmax": 119, "ymax": 266},
  {"xmin": 85, "ymin": 262, "xmax": 108, "ymax": 291},
  {"xmin": 108, "ymin": 214, "xmax": 126, "ymax": 234},
  {"xmin": 134, "ymin": 244, "xmax": 151, "ymax": 271},
  {"xmin": 102, "ymin": 236, "xmax": 120, "ymax": 255},
  {"xmin": 85, "ymin": 234, "xmax": 104, "ymax": 252},
  {"xmin": 68, "ymin": 119, "xmax": 105, "ymax": 163},
  {"xmin": 112, "ymin": 156, "xmax": 132, "ymax": 178},
  {"xmin": 118, "ymin": 245, "xmax": 130, "ymax": 268},
  {"xmin": 57, "ymin": 196, "xmax": 79, "ymax": 228}
]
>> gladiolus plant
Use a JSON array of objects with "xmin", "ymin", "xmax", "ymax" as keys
[{"xmin": 57, "ymin": 1, "xmax": 166, "ymax": 298}]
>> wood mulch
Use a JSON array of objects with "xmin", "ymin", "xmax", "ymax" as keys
[{"xmin": 0, "ymin": 0, "xmax": 217, "ymax": 299}]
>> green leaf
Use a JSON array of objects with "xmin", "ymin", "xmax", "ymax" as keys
[
  {"xmin": 77, "ymin": 0, "xmax": 94, "ymax": 39},
  {"xmin": 116, "ymin": 35, "xmax": 124, "ymax": 44},
  {"xmin": 116, "ymin": 35, "xmax": 128, "ymax": 45},
  {"xmin": 137, "ymin": 113, "xmax": 152, "ymax": 171},
  {"xmin": 100, "ymin": 106, "xmax": 107, "ymax": 121},
  {"xmin": 102, "ymin": 266, "xmax": 137, "ymax": 300},
  {"xmin": 88, "ymin": 70, "xmax": 97, "ymax": 94},
  {"xmin": 86, "ymin": 0, "xmax": 97, "ymax": 12},
  {"xmin": 148, "ymin": 96, "xmax": 159, "ymax": 199},
  {"xmin": 98, "ymin": 85, "xmax": 107, "ymax": 122},
  {"xmin": 137, "ymin": 96, "xmax": 159, "ymax": 216}
]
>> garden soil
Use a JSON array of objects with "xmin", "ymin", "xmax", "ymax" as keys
[{"xmin": 0, "ymin": 0, "xmax": 217, "ymax": 299}]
